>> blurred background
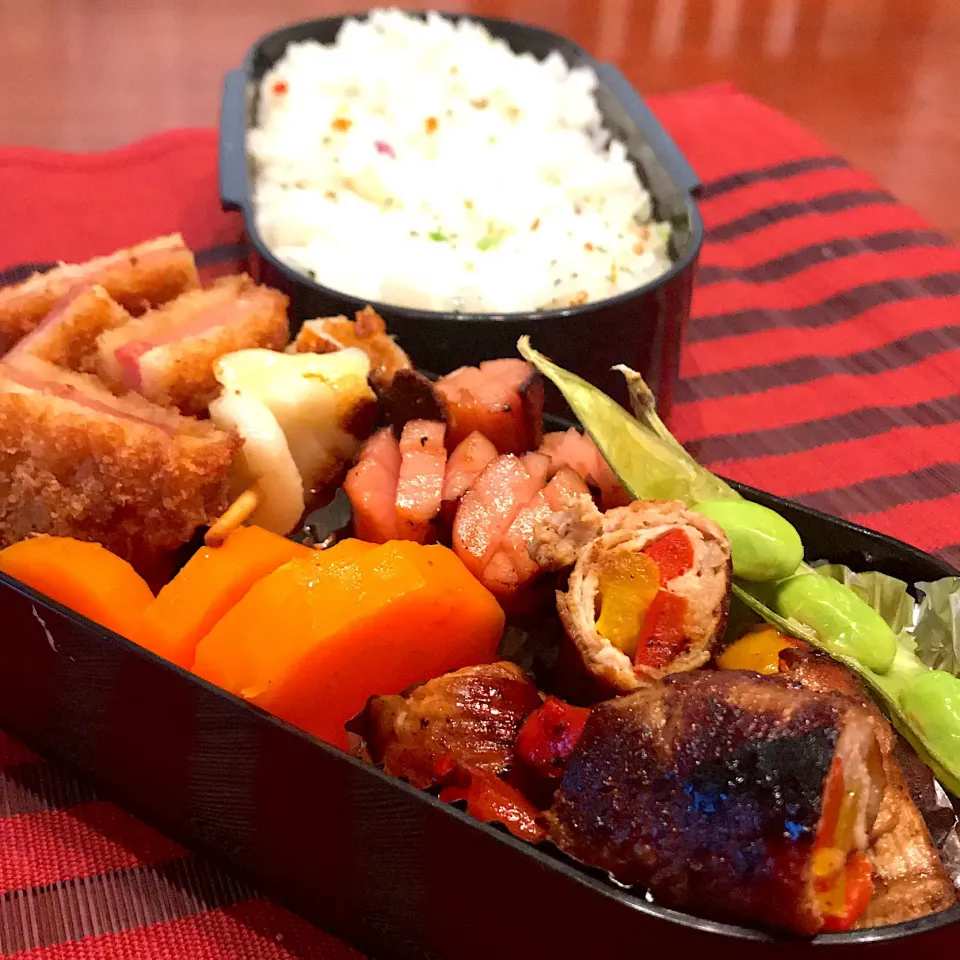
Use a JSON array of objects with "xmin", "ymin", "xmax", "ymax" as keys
[{"xmin": 1, "ymin": 0, "xmax": 958, "ymax": 239}]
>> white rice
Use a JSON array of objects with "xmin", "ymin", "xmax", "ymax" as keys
[{"xmin": 249, "ymin": 8, "xmax": 673, "ymax": 314}]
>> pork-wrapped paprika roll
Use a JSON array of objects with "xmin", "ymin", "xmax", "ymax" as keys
[
  {"xmin": 547, "ymin": 671, "xmax": 886, "ymax": 936},
  {"xmin": 776, "ymin": 646, "xmax": 957, "ymax": 927},
  {"xmin": 541, "ymin": 500, "xmax": 731, "ymax": 692}
]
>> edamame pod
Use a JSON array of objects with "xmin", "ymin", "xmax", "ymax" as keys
[
  {"xmin": 899, "ymin": 671, "xmax": 960, "ymax": 772},
  {"xmin": 772, "ymin": 573, "xmax": 897, "ymax": 673},
  {"xmin": 693, "ymin": 499, "xmax": 803, "ymax": 582}
]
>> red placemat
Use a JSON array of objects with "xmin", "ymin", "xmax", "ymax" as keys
[{"xmin": 1, "ymin": 82, "xmax": 959, "ymax": 957}]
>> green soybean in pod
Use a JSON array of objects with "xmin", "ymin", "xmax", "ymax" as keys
[
  {"xmin": 771, "ymin": 573, "xmax": 897, "ymax": 674},
  {"xmin": 693, "ymin": 499, "xmax": 804, "ymax": 582},
  {"xmin": 899, "ymin": 670, "xmax": 960, "ymax": 774}
]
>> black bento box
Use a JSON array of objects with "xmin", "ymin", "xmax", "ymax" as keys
[
  {"xmin": 2, "ymin": 484, "xmax": 959, "ymax": 959},
  {"xmin": 218, "ymin": 13, "xmax": 703, "ymax": 419}
]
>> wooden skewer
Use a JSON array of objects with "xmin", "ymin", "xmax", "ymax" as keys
[{"xmin": 205, "ymin": 484, "xmax": 262, "ymax": 548}]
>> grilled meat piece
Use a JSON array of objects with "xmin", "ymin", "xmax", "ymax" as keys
[
  {"xmin": 377, "ymin": 369, "xmax": 449, "ymax": 436},
  {"xmin": 293, "ymin": 307, "xmax": 412, "ymax": 390},
  {"xmin": 548, "ymin": 670, "xmax": 885, "ymax": 936},
  {"xmin": 355, "ymin": 662, "xmax": 543, "ymax": 789},
  {"xmin": 779, "ymin": 647, "xmax": 957, "ymax": 927}
]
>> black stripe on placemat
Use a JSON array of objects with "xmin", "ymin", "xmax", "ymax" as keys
[
  {"xmin": 791, "ymin": 463, "xmax": 960, "ymax": 520},
  {"xmin": 697, "ymin": 230, "xmax": 950, "ymax": 286},
  {"xmin": 0, "ymin": 759, "xmax": 99, "ymax": 817},
  {"xmin": 0, "ymin": 855, "xmax": 257, "ymax": 954},
  {"xmin": 677, "ymin": 325, "xmax": 960, "ymax": 403},
  {"xmin": 685, "ymin": 394, "xmax": 960, "ymax": 464},
  {"xmin": 195, "ymin": 242, "xmax": 251, "ymax": 269},
  {"xmin": 688, "ymin": 271, "xmax": 960, "ymax": 343},
  {"xmin": 707, "ymin": 189, "xmax": 896, "ymax": 244},
  {"xmin": 0, "ymin": 261, "xmax": 56, "ymax": 288},
  {"xmin": 698, "ymin": 156, "xmax": 850, "ymax": 201},
  {"xmin": 936, "ymin": 543, "xmax": 960, "ymax": 571}
]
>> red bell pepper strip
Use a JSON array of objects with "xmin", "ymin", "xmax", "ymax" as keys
[
  {"xmin": 634, "ymin": 590, "xmax": 688, "ymax": 670},
  {"xmin": 821, "ymin": 853, "xmax": 874, "ymax": 932},
  {"xmin": 441, "ymin": 771, "xmax": 545, "ymax": 843},
  {"xmin": 642, "ymin": 529, "xmax": 694, "ymax": 585},
  {"xmin": 515, "ymin": 697, "xmax": 591, "ymax": 780},
  {"xmin": 814, "ymin": 757, "xmax": 845, "ymax": 858}
]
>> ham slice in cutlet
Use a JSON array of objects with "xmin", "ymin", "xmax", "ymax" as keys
[
  {"xmin": 96, "ymin": 274, "xmax": 289, "ymax": 416},
  {"xmin": 395, "ymin": 420, "xmax": 447, "ymax": 543},
  {"xmin": 5, "ymin": 284, "xmax": 132, "ymax": 374},
  {"xmin": 436, "ymin": 359, "xmax": 544, "ymax": 455},
  {"xmin": 0, "ymin": 233, "xmax": 198, "ymax": 353}
]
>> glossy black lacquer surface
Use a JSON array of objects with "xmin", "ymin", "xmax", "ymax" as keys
[
  {"xmin": 218, "ymin": 13, "xmax": 703, "ymax": 419},
  {"xmin": 1, "ymin": 483, "xmax": 958, "ymax": 958}
]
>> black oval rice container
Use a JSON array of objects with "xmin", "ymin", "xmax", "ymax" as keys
[{"xmin": 219, "ymin": 13, "xmax": 703, "ymax": 419}]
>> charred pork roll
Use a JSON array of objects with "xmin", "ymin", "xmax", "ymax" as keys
[
  {"xmin": 549, "ymin": 500, "xmax": 731, "ymax": 692},
  {"xmin": 778, "ymin": 647, "xmax": 957, "ymax": 927},
  {"xmin": 351, "ymin": 662, "xmax": 543, "ymax": 789},
  {"xmin": 548, "ymin": 671, "xmax": 886, "ymax": 936}
]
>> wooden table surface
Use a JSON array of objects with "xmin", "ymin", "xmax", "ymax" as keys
[{"xmin": 2, "ymin": 0, "xmax": 958, "ymax": 240}]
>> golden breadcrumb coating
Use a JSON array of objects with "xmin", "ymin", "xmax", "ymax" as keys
[
  {"xmin": 0, "ymin": 234, "xmax": 198, "ymax": 353},
  {"xmin": 96, "ymin": 274, "xmax": 289, "ymax": 416},
  {"xmin": 0, "ymin": 382, "xmax": 240, "ymax": 570}
]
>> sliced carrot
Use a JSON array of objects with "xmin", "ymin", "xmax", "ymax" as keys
[
  {"xmin": 192, "ymin": 540, "xmax": 505, "ymax": 749},
  {"xmin": 395, "ymin": 419, "xmax": 446, "ymax": 543},
  {"xmin": 344, "ymin": 427, "xmax": 401, "ymax": 543},
  {"xmin": 0, "ymin": 536, "xmax": 153, "ymax": 640},
  {"xmin": 136, "ymin": 526, "xmax": 312, "ymax": 669}
]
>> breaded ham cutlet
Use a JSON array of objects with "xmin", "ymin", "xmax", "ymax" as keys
[
  {"xmin": 0, "ymin": 356, "xmax": 241, "ymax": 569},
  {"xmin": 0, "ymin": 234, "xmax": 198, "ymax": 353},
  {"xmin": 96, "ymin": 274, "xmax": 289, "ymax": 416},
  {"xmin": 5, "ymin": 284, "xmax": 131, "ymax": 373}
]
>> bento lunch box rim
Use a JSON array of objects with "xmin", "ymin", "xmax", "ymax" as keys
[
  {"xmin": 4, "ymin": 479, "xmax": 959, "ymax": 946},
  {"xmin": 225, "ymin": 10, "xmax": 704, "ymax": 325}
]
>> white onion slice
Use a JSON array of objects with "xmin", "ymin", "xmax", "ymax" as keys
[{"xmin": 209, "ymin": 388, "xmax": 305, "ymax": 535}]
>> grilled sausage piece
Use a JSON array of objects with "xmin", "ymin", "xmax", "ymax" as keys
[{"xmin": 548, "ymin": 670, "xmax": 885, "ymax": 936}]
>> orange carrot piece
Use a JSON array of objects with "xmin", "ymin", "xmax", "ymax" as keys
[
  {"xmin": 136, "ymin": 526, "xmax": 312, "ymax": 669},
  {"xmin": 0, "ymin": 536, "xmax": 153, "ymax": 640},
  {"xmin": 192, "ymin": 540, "xmax": 504, "ymax": 749}
]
